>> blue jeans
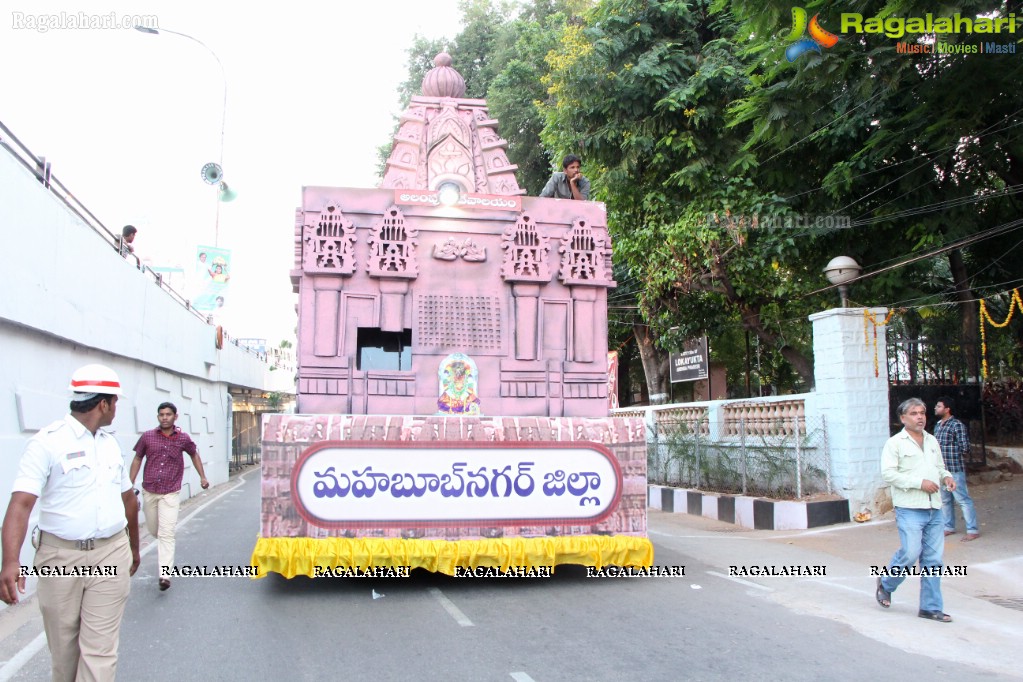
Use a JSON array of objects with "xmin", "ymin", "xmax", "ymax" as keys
[
  {"xmin": 941, "ymin": 470, "xmax": 978, "ymax": 534},
  {"xmin": 880, "ymin": 507, "xmax": 945, "ymax": 613}
]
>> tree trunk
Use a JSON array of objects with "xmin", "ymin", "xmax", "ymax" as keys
[
  {"xmin": 707, "ymin": 260, "xmax": 816, "ymax": 387},
  {"xmin": 948, "ymin": 249, "xmax": 980, "ymax": 381},
  {"xmin": 633, "ymin": 323, "xmax": 670, "ymax": 404},
  {"xmin": 738, "ymin": 306, "xmax": 815, "ymax": 388},
  {"xmin": 618, "ymin": 345, "xmax": 633, "ymax": 407}
]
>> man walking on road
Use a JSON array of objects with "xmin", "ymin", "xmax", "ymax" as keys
[
  {"xmin": 0, "ymin": 364, "xmax": 141, "ymax": 681},
  {"xmin": 935, "ymin": 396, "xmax": 980, "ymax": 541},
  {"xmin": 130, "ymin": 402, "xmax": 209, "ymax": 591},
  {"xmin": 876, "ymin": 398, "xmax": 956, "ymax": 623}
]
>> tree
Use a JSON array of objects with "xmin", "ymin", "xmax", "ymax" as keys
[
  {"xmin": 725, "ymin": 0, "xmax": 1023, "ymax": 382},
  {"xmin": 487, "ymin": 0, "xmax": 592, "ymax": 193},
  {"xmin": 540, "ymin": 0, "xmax": 821, "ymax": 396}
]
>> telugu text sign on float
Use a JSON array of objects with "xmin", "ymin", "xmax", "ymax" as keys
[
  {"xmin": 291, "ymin": 441, "xmax": 622, "ymax": 529},
  {"xmin": 393, "ymin": 190, "xmax": 522, "ymax": 211}
]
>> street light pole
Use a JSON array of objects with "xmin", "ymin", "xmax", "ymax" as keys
[{"xmin": 135, "ymin": 25, "xmax": 227, "ymax": 247}]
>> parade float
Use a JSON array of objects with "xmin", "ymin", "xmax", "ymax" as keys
[{"xmin": 250, "ymin": 54, "xmax": 653, "ymax": 578}]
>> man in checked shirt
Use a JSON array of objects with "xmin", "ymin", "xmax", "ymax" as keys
[
  {"xmin": 130, "ymin": 403, "xmax": 209, "ymax": 590},
  {"xmin": 934, "ymin": 396, "xmax": 980, "ymax": 542}
]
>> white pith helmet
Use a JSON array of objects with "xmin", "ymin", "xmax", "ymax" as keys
[{"xmin": 68, "ymin": 364, "xmax": 124, "ymax": 396}]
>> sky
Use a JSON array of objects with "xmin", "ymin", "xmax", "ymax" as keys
[{"xmin": 2, "ymin": 0, "xmax": 464, "ymax": 346}]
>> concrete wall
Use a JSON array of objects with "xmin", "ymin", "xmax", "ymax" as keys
[{"xmin": 0, "ymin": 135, "xmax": 279, "ymax": 576}]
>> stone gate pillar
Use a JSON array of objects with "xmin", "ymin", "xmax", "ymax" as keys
[{"xmin": 809, "ymin": 307, "xmax": 891, "ymax": 515}]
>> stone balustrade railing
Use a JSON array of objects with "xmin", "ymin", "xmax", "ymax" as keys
[
  {"xmin": 721, "ymin": 400, "xmax": 806, "ymax": 437},
  {"xmin": 654, "ymin": 405, "xmax": 711, "ymax": 435},
  {"xmin": 613, "ymin": 393, "xmax": 813, "ymax": 442}
]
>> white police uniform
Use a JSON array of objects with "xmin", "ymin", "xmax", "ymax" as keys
[
  {"xmin": 11, "ymin": 414, "xmax": 132, "ymax": 682},
  {"xmin": 12, "ymin": 415, "xmax": 131, "ymax": 540}
]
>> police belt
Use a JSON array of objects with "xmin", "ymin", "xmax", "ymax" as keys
[{"xmin": 39, "ymin": 529, "xmax": 126, "ymax": 552}]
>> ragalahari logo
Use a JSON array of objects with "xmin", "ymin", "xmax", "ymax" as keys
[{"xmin": 786, "ymin": 7, "xmax": 840, "ymax": 61}]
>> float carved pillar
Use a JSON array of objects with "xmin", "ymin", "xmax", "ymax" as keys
[
  {"xmin": 511, "ymin": 283, "xmax": 541, "ymax": 360},
  {"xmin": 570, "ymin": 286, "xmax": 598, "ymax": 363},
  {"xmin": 312, "ymin": 276, "xmax": 343, "ymax": 357}
]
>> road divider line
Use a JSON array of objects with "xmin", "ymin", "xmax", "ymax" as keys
[
  {"xmin": 649, "ymin": 531, "xmax": 751, "ymax": 540},
  {"xmin": 428, "ymin": 587, "xmax": 474, "ymax": 627},
  {"xmin": 509, "ymin": 672, "xmax": 536, "ymax": 681},
  {"xmin": 767, "ymin": 520, "xmax": 893, "ymax": 539},
  {"xmin": 706, "ymin": 570, "xmax": 773, "ymax": 592}
]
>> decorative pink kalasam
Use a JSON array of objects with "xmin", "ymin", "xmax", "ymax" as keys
[{"xmin": 291, "ymin": 55, "xmax": 616, "ymax": 418}]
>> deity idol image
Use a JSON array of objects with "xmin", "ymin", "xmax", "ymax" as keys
[{"xmin": 436, "ymin": 353, "xmax": 482, "ymax": 415}]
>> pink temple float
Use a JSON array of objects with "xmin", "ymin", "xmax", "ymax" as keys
[{"xmin": 251, "ymin": 54, "xmax": 653, "ymax": 577}]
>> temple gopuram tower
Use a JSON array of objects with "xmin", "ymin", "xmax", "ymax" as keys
[{"xmin": 291, "ymin": 53, "xmax": 616, "ymax": 418}]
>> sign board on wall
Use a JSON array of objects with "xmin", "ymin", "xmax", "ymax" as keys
[{"xmin": 669, "ymin": 337, "xmax": 709, "ymax": 383}]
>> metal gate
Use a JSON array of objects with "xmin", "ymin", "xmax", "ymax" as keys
[{"xmin": 887, "ymin": 333, "xmax": 986, "ymax": 466}]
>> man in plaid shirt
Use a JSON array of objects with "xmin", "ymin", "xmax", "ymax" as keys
[
  {"xmin": 934, "ymin": 396, "xmax": 980, "ymax": 542},
  {"xmin": 130, "ymin": 402, "xmax": 209, "ymax": 590}
]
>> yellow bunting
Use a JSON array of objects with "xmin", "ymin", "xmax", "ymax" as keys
[
  {"xmin": 979, "ymin": 288, "xmax": 1023, "ymax": 379},
  {"xmin": 863, "ymin": 309, "xmax": 896, "ymax": 378}
]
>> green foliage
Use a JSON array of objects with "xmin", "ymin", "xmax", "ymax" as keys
[{"xmin": 540, "ymin": 0, "xmax": 818, "ymax": 387}]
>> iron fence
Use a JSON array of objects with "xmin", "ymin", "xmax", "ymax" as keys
[
  {"xmin": 231, "ymin": 445, "xmax": 260, "ymax": 472},
  {"xmin": 648, "ymin": 416, "xmax": 831, "ymax": 499}
]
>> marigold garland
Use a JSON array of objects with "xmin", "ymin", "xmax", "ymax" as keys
[
  {"xmin": 979, "ymin": 288, "xmax": 1023, "ymax": 379},
  {"xmin": 863, "ymin": 309, "xmax": 897, "ymax": 378}
]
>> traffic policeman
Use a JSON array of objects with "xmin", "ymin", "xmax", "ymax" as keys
[{"xmin": 0, "ymin": 364, "xmax": 141, "ymax": 681}]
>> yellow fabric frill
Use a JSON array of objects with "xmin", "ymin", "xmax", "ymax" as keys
[{"xmin": 250, "ymin": 535, "xmax": 654, "ymax": 579}]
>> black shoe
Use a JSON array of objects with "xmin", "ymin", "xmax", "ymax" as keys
[{"xmin": 918, "ymin": 610, "xmax": 952, "ymax": 623}]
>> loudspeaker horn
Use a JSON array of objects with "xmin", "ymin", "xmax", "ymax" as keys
[
  {"xmin": 201, "ymin": 162, "xmax": 223, "ymax": 185},
  {"xmin": 219, "ymin": 181, "xmax": 238, "ymax": 202}
]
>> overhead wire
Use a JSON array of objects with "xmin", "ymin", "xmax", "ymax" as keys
[
  {"xmin": 803, "ymin": 218, "xmax": 1023, "ymax": 297},
  {"xmin": 782, "ymin": 112, "xmax": 1023, "ymax": 202}
]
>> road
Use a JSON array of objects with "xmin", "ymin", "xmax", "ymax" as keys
[{"xmin": 0, "ymin": 467, "xmax": 1015, "ymax": 681}]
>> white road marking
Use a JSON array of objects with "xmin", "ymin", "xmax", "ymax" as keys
[
  {"xmin": 768, "ymin": 520, "xmax": 892, "ymax": 539},
  {"xmin": 509, "ymin": 672, "xmax": 536, "ymax": 681},
  {"xmin": 0, "ymin": 469, "xmax": 256, "ymax": 679},
  {"xmin": 0, "ymin": 632, "xmax": 46, "ymax": 682},
  {"xmin": 649, "ymin": 530, "xmax": 750, "ymax": 540},
  {"xmin": 428, "ymin": 587, "xmax": 474, "ymax": 627},
  {"xmin": 706, "ymin": 570, "xmax": 773, "ymax": 592}
]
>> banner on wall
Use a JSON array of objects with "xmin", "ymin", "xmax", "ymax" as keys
[{"xmin": 193, "ymin": 245, "xmax": 231, "ymax": 313}]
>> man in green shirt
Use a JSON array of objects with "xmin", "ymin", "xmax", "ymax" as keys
[{"xmin": 875, "ymin": 398, "xmax": 955, "ymax": 623}]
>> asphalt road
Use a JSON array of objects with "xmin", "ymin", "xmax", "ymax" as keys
[{"xmin": 1, "ymin": 468, "xmax": 1013, "ymax": 681}]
